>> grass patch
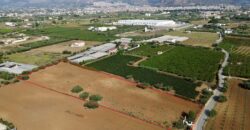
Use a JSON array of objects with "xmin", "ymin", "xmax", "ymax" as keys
[
  {"xmin": 164, "ymin": 31, "xmax": 218, "ymax": 47},
  {"xmin": 128, "ymin": 44, "xmax": 174, "ymax": 57},
  {"xmin": 6, "ymin": 52, "xmax": 63, "ymax": 66}
]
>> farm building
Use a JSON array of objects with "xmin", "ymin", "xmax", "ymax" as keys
[
  {"xmin": 68, "ymin": 43, "xmax": 117, "ymax": 63},
  {"xmin": 0, "ymin": 123, "xmax": 7, "ymax": 130},
  {"xmin": 113, "ymin": 38, "xmax": 132, "ymax": 50},
  {"xmin": 70, "ymin": 41, "xmax": 85, "ymax": 48},
  {"xmin": 143, "ymin": 35, "xmax": 189, "ymax": 44},
  {"xmin": 5, "ymin": 22, "xmax": 16, "ymax": 27},
  {"xmin": 88, "ymin": 26, "xmax": 117, "ymax": 32},
  {"xmin": 0, "ymin": 62, "xmax": 38, "ymax": 74},
  {"xmin": 116, "ymin": 20, "xmax": 177, "ymax": 27}
]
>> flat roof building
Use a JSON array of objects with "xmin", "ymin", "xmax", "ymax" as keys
[
  {"xmin": 0, "ymin": 62, "xmax": 38, "ymax": 74},
  {"xmin": 68, "ymin": 43, "xmax": 117, "ymax": 63}
]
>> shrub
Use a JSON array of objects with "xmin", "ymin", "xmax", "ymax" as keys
[
  {"xmin": 84, "ymin": 101, "xmax": 99, "ymax": 109},
  {"xmin": 207, "ymin": 109, "xmax": 217, "ymax": 117},
  {"xmin": 0, "ymin": 72, "xmax": 15, "ymax": 80},
  {"xmin": 215, "ymin": 95, "xmax": 227, "ymax": 103},
  {"xmin": 21, "ymin": 75, "xmax": 29, "ymax": 80},
  {"xmin": 62, "ymin": 50, "xmax": 72, "ymax": 54},
  {"xmin": 187, "ymin": 111, "xmax": 196, "ymax": 122},
  {"xmin": 22, "ymin": 71, "xmax": 30, "ymax": 75},
  {"xmin": 240, "ymin": 80, "xmax": 250, "ymax": 90},
  {"xmin": 79, "ymin": 92, "xmax": 89, "ymax": 100},
  {"xmin": 89, "ymin": 94, "xmax": 103, "ymax": 102},
  {"xmin": 71, "ymin": 85, "xmax": 83, "ymax": 93},
  {"xmin": 136, "ymin": 84, "xmax": 147, "ymax": 89},
  {"xmin": 173, "ymin": 119, "xmax": 184, "ymax": 129}
]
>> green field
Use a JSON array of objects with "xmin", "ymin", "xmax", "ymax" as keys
[
  {"xmin": 164, "ymin": 31, "xmax": 218, "ymax": 47},
  {"xmin": 6, "ymin": 52, "xmax": 63, "ymax": 66},
  {"xmin": 224, "ymin": 54, "xmax": 250, "ymax": 78},
  {"xmin": 140, "ymin": 46, "xmax": 224, "ymax": 82},
  {"xmin": 220, "ymin": 36, "xmax": 250, "ymax": 78},
  {"xmin": 128, "ymin": 44, "xmax": 174, "ymax": 57},
  {"xmin": 25, "ymin": 26, "xmax": 144, "ymax": 42},
  {"xmin": 87, "ymin": 54, "xmax": 199, "ymax": 99}
]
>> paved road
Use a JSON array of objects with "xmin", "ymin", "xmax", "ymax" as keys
[{"xmin": 194, "ymin": 48, "xmax": 229, "ymax": 130}]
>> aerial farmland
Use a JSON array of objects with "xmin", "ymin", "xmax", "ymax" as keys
[{"xmin": 0, "ymin": 4, "xmax": 249, "ymax": 130}]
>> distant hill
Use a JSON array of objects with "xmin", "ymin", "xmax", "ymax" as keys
[{"xmin": 0, "ymin": 0, "xmax": 249, "ymax": 7}]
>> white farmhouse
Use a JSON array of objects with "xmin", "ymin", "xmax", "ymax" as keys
[{"xmin": 5, "ymin": 22, "xmax": 16, "ymax": 27}]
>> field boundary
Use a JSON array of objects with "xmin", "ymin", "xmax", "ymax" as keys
[
  {"xmin": 19, "ymin": 60, "xmax": 203, "ymax": 129},
  {"xmin": 18, "ymin": 78, "xmax": 168, "ymax": 130}
]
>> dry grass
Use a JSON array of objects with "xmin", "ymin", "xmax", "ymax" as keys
[
  {"xmin": 28, "ymin": 62, "xmax": 201, "ymax": 127},
  {"xmin": 164, "ymin": 31, "xmax": 219, "ymax": 47},
  {"xmin": 0, "ymin": 82, "xmax": 162, "ymax": 130}
]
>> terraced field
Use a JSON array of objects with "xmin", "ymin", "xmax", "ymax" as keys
[{"xmin": 87, "ymin": 54, "xmax": 199, "ymax": 99}]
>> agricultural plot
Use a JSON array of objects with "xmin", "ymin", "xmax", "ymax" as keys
[
  {"xmin": 164, "ymin": 31, "xmax": 218, "ymax": 47},
  {"xmin": 87, "ymin": 54, "xmax": 199, "ymax": 99},
  {"xmin": 140, "ymin": 46, "xmax": 224, "ymax": 82},
  {"xmin": 205, "ymin": 79, "xmax": 250, "ymax": 130},
  {"xmin": 128, "ymin": 44, "xmax": 174, "ymax": 57},
  {"xmin": 6, "ymin": 51, "xmax": 63, "ymax": 66},
  {"xmin": 30, "ymin": 40, "xmax": 101, "ymax": 53},
  {"xmin": 220, "ymin": 36, "xmax": 250, "ymax": 78},
  {"xmin": 27, "ymin": 62, "xmax": 201, "ymax": 128},
  {"xmin": 0, "ymin": 82, "xmax": 163, "ymax": 130},
  {"xmin": 25, "ymin": 26, "xmax": 143, "ymax": 42},
  {"xmin": 224, "ymin": 54, "xmax": 250, "ymax": 78}
]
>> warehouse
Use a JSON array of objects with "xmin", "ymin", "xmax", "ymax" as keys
[
  {"xmin": 116, "ymin": 20, "xmax": 177, "ymax": 27},
  {"xmin": 68, "ymin": 43, "xmax": 117, "ymax": 63},
  {"xmin": 0, "ymin": 62, "xmax": 38, "ymax": 74}
]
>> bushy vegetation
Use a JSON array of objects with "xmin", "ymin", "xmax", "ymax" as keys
[
  {"xmin": 84, "ymin": 101, "xmax": 99, "ymax": 109},
  {"xmin": 141, "ymin": 46, "xmax": 224, "ymax": 82},
  {"xmin": 214, "ymin": 95, "xmax": 227, "ymax": 103},
  {"xmin": 0, "ymin": 72, "xmax": 15, "ymax": 80},
  {"xmin": 207, "ymin": 109, "xmax": 217, "ymax": 117},
  {"xmin": 199, "ymin": 88, "xmax": 213, "ymax": 104},
  {"xmin": 20, "ymin": 75, "xmax": 29, "ymax": 80},
  {"xmin": 87, "ymin": 54, "xmax": 199, "ymax": 99},
  {"xmin": 240, "ymin": 80, "xmax": 250, "ymax": 90},
  {"xmin": 71, "ymin": 85, "xmax": 83, "ymax": 93},
  {"xmin": 89, "ymin": 94, "xmax": 103, "ymax": 102},
  {"xmin": 79, "ymin": 92, "xmax": 89, "ymax": 100}
]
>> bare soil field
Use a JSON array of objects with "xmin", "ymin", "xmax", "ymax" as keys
[
  {"xmin": 0, "ymin": 82, "xmax": 162, "ymax": 130},
  {"xmin": 28, "ymin": 62, "xmax": 201, "ymax": 127},
  {"xmin": 30, "ymin": 40, "xmax": 101, "ymax": 53},
  {"xmin": 205, "ymin": 79, "xmax": 250, "ymax": 130}
]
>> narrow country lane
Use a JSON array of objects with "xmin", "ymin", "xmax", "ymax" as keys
[{"xmin": 194, "ymin": 34, "xmax": 230, "ymax": 130}]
